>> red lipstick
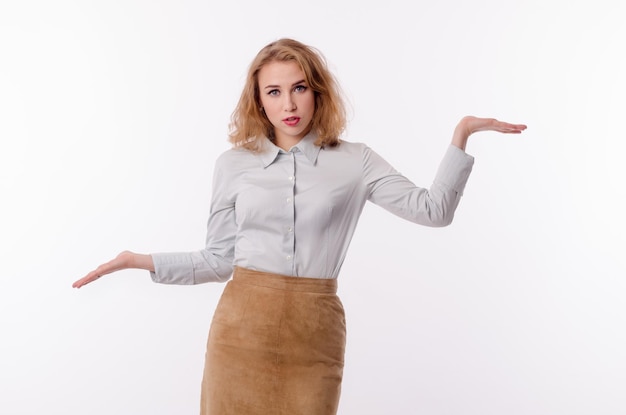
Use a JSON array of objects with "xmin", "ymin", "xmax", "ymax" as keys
[{"xmin": 283, "ymin": 116, "xmax": 300, "ymax": 126}]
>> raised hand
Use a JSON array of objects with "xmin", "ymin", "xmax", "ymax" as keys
[
  {"xmin": 452, "ymin": 116, "xmax": 527, "ymax": 150},
  {"xmin": 72, "ymin": 251, "xmax": 154, "ymax": 288}
]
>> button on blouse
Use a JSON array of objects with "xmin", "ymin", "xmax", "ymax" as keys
[{"xmin": 151, "ymin": 133, "xmax": 474, "ymax": 283}]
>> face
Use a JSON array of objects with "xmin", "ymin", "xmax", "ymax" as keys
[{"xmin": 257, "ymin": 61, "xmax": 315, "ymax": 148}]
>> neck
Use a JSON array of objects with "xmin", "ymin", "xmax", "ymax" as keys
[
  {"xmin": 273, "ymin": 127, "xmax": 312, "ymax": 151},
  {"xmin": 274, "ymin": 136, "xmax": 303, "ymax": 151}
]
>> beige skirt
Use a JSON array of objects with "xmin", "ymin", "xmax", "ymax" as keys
[{"xmin": 200, "ymin": 267, "xmax": 347, "ymax": 415}]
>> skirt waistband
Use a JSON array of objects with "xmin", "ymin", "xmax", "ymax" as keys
[{"xmin": 232, "ymin": 267, "xmax": 337, "ymax": 294}]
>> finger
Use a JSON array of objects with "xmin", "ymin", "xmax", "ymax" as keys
[
  {"xmin": 498, "ymin": 121, "xmax": 527, "ymax": 128},
  {"xmin": 463, "ymin": 117, "xmax": 526, "ymax": 135},
  {"xmin": 72, "ymin": 272, "xmax": 102, "ymax": 288},
  {"xmin": 501, "ymin": 127, "xmax": 526, "ymax": 134},
  {"xmin": 71, "ymin": 254, "xmax": 129, "ymax": 288},
  {"xmin": 72, "ymin": 260, "xmax": 117, "ymax": 288},
  {"xmin": 490, "ymin": 121, "xmax": 527, "ymax": 134},
  {"xmin": 501, "ymin": 123, "xmax": 527, "ymax": 131}
]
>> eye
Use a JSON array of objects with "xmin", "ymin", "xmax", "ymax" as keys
[
  {"xmin": 267, "ymin": 89, "xmax": 280, "ymax": 96},
  {"xmin": 294, "ymin": 85, "xmax": 307, "ymax": 93}
]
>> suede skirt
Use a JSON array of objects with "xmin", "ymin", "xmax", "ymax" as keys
[{"xmin": 200, "ymin": 267, "xmax": 347, "ymax": 415}]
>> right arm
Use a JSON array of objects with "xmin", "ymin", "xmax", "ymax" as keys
[
  {"xmin": 72, "ymin": 153, "xmax": 238, "ymax": 289},
  {"xmin": 451, "ymin": 116, "xmax": 526, "ymax": 151}
]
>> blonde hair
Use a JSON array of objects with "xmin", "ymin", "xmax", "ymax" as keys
[{"xmin": 228, "ymin": 38, "xmax": 347, "ymax": 151}]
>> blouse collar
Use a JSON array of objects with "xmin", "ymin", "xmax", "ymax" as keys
[{"xmin": 259, "ymin": 132, "xmax": 322, "ymax": 168}]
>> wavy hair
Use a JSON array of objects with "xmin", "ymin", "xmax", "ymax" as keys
[{"xmin": 228, "ymin": 38, "xmax": 347, "ymax": 151}]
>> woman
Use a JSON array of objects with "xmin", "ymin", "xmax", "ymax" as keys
[{"xmin": 73, "ymin": 38, "xmax": 526, "ymax": 414}]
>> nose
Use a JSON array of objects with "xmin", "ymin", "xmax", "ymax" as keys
[{"xmin": 283, "ymin": 94, "xmax": 296, "ymax": 111}]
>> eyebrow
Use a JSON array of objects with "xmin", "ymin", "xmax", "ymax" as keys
[{"xmin": 263, "ymin": 79, "xmax": 307, "ymax": 90}]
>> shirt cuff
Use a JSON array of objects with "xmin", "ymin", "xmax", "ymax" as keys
[
  {"xmin": 150, "ymin": 253, "xmax": 196, "ymax": 285},
  {"xmin": 434, "ymin": 145, "xmax": 475, "ymax": 195}
]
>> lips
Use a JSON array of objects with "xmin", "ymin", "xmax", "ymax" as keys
[{"xmin": 282, "ymin": 116, "xmax": 301, "ymax": 127}]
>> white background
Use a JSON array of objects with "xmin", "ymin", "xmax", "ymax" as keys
[{"xmin": 1, "ymin": 0, "xmax": 625, "ymax": 414}]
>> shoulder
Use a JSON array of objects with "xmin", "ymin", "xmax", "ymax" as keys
[
  {"xmin": 214, "ymin": 147, "xmax": 260, "ymax": 169},
  {"xmin": 327, "ymin": 139, "xmax": 385, "ymax": 165},
  {"xmin": 211, "ymin": 148, "xmax": 262, "ymax": 184},
  {"xmin": 216, "ymin": 146, "xmax": 252, "ymax": 162},
  {"xmin": 318, "ymin": 140, "xmax": 387, "ymax": 177},
  {"xmin": 330, "ymin": 140, "xmax": 399, "ymax": 179},
  {"xmin": 324, "ymin": 139, "xmax": 370, "ymax": 156}
]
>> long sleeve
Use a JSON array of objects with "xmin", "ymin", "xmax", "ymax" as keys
[
  {"xmin": 149, "ymin": 155, "xmax": 237, "ymax": 284},
  {"xmin": 364, "ymin": 144, "xmax": 474, "ymax": 227},
  {"xmin": 147, "ymin": 135, "xmax": 476, "ymax": 282}
]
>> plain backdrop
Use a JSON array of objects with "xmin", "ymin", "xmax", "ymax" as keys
[{"xmin": 1, "ymin": 0, "xmax": 625, "ymax": 414}]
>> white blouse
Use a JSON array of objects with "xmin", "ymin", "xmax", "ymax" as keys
[{"xmin": 150, "ymin": 133, "xmax": 474, "ymax": 283}]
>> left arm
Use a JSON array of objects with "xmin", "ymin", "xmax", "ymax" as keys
[{"xmin": 365, "ymin": 116, "xmax": 526, "ymax": 226}]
